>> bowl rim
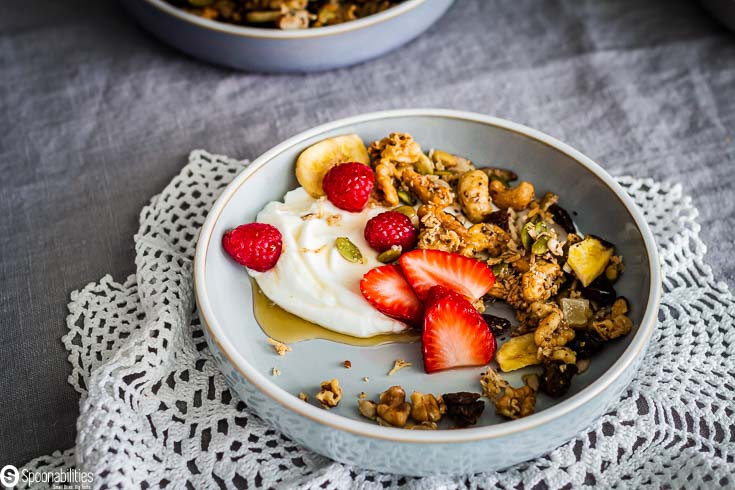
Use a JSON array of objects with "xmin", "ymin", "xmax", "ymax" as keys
[
  {"xmin": 194, "ymin": 108, "xmax": 662, "ymax": 444},
  {"xmin": 137, "ymin": 0, "xmax": 431, "ymax": 39}
]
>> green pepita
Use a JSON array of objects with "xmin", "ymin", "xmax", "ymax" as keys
[
  {"xmin": 531, "ymin": 236, "xmax": 549, "ymax": 255},
  {"xmin": 377, "ymin": 246, "xmax": 402, "ymax": 264},
  {"xmin": 431, "ymin": 149, "xmax": 457, "ymax": 168},
  {"xmin": 491, "ymin": 262, "xmax": 507, "ymax": 276},
  {"xmin": 397, "ymin": 190, "xmax": 416, "ymax": 206},
  {"xmin": 188, "ymin": 0, "xmax": 214, "ymax": 6},
  {"xmin": 392, "ymin": 205, "xmax": 418, "ymax": 227},
  {"xmin": 335, "ymin": 237, "xmax": 364, "ymax": 264},
  {"xmin": 414, "ymin": 154, "xmax": 434, "ymax": 175}
]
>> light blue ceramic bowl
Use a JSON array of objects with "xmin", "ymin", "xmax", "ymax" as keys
[
  {"xmin": 194, "ymin": 109, "xmax": 661, "ymax": 475},
  {"xmin": 120, "ymin": 0, "xmax": 454, "ymax": 73}
]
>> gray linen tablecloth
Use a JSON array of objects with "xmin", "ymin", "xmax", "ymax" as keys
[{"xmin": 1, "ymin": 0, "xmax": 734, "ymax": 467}]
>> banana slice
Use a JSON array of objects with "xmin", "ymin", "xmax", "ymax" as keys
[
  {"xmin": 496, "ymin": 333, "xmax": 541, "ymax": 372},
  {"xmin": 296, "ymin": 134, "xmax": 370, "ymax": 197}
]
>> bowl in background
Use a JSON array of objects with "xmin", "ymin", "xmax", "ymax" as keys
[
  {"xmin": 120, "ymin": 0, "xmax": 454, "ymax": 73},
  {"xmin": 194, "ymin": 109, "xmax": 661, "ymax": 475}
]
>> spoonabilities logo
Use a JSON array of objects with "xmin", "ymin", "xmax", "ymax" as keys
[{"xmin": 0, "ymin": 465, "xmax": 19, "ymax": 488}]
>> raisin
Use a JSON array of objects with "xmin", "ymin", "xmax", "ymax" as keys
[
  {"xmin": 485, "ymin": 210, "xmax": 510, "ymax": 231},
  {"xmin": 581, "ymin": 276, "xmax": 617, "ymax": 306},
  {"xmin": 482, "ymin": 314, "xmax": 511, "ymax": 335},
  {"xmin": 569, "ymin": 329, "xmax": 604, "ymax": 359},
  {"xmin": 540, "ymin": 361, "xmax": 578, "ymax": 398},
  {"xmin": 549, "ymin": 203, "xmax": 575, "ymax": 234},
  {"xmin": 442, "ymin": 392, "xmax": 485, "ymax": 427}
]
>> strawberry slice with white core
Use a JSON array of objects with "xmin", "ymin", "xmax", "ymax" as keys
[
  {"xmin": 422, "ymin": 286, "xmax": 496, "ymax": 373},
  {"xmin": 360, "ymin": 264, "xmax": 423, "ymax": 326},
  {"xmin": 399, "ymin": 249, "xmax": 495, "ymax": 301}
]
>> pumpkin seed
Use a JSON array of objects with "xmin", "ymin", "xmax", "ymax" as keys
[
  {"xmin": 431, "ymin": 149, "xmax": 457, "ymax": 167},
  {"xmin": 335, "ymin": 237, "xmax": 364, "ymax": 264},
  {"xmin": 491, "ymin": 262, "xmax": 507, "ymax": 276},
  {"xmin": 414, "ymin": 154, "xmax": 434, "ymax": 175},
  {"xmin": 392, "ymin": 205, "xmax": 419, "ymax": 227},
  {"xmin": 521, "ymin": 222, "xmax": 535, "ymax": 250},
  {"xmin": 397, "ymin": 190, "xmax": 416, "ymax": 205},
  {"xmin": 189, "ymin": 0, "xmax": 214, "ymax": 5},
  {"xmin": 377, "ymin": 246, "xmax": 402, "ymax": 263},
  {"xmin": 531, "ymin": 235, "xmax": 549, "ymax": 255}
]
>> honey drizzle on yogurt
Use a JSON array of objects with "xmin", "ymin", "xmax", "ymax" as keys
[{"xmin": 251, "ymin": 279, "xmax": 420, "ymax": 346}]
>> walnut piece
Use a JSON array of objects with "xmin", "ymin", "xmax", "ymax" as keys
[
  {"xmin": 592, "ymin": 297, "xmax": 633, "ymax": 340},
  {"xmin": 376, "ymin": 386, "xmax": 411, "ymax": 427},
  {"xmin": 315, "ymin": 378, "xmax": 342, "ymax": 409},
  {"xmin": 410, "ymin": 392, "xmax": 444, "ymax": 423},
  {"xmin": 387, "ymin": 359, "xmax": 412, "ymax": 376},
  {"xmin": 266, "ymin": 338, "xmax": 292, "ymax": 356},
  {"xmin": 495, "ymin": 384, "xmax": 536, "ymax": 419},
  {"xmin": 298, "ymin": 392, "xmax": 309, "ymax": 402},
  {"xmin": 357, "ymin": 399, "xmax": 377, "ymax": 420}
]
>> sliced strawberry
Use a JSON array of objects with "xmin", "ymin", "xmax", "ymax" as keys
[
  {"xmin": 424, "ymin": 285, "xmax": 465, "ymax": 309},
  {"xmin": 360, "ymin": 264, "xmax": 423, "ymax": 326},
  {"xmin": 422, "ymin": 287, "xmax": 496, "ymax": 373},
  {"xmin": 399, "ymin": 249, "xmax": 495, "ymax": 301}
]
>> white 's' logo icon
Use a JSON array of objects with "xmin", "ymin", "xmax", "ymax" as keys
[{"xmin": 0, "ymin": 465, "xmax": 19, "ymax": 488}]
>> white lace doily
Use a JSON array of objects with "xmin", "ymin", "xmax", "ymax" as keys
[{"xmin": 23, "ymin": 151, "xmax": 735, "ymax": 489}]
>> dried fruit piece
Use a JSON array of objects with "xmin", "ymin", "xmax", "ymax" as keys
[
  {"xmin": 481, "ymin": 313, "xmax": 512, "ymax": 335},
  {"xmin": 496, "ymin": 333, "xmax": 541, "ymax": 372},
  {"xmin": 222, "ymin": 222, "xmax": 283, "ymax": 272},
  {"xmin": 364, "ymin": 211, "xmax": 418, "ymax": 253},
  {"xmin": 485, "ymin": 210, "xmax": 509, "ymax": 231},
  {"xmin": 360, "ymin": 264, "xmax": 423, "ymax": 326},
  {"xmin": 568, "ymin": 329, "xmax": 604, "ymax": 358},
  {"xmin": 560, "ymin": 298, "xmax": 590, "ymax": 327},
  {"xmin": 422, "ymin": 286, "xmax": 496, "ymax": 373},
  {"xmin": 540, "ymin": 361, "xmax": 578, "ymax": 397},
  {"xmin": 296, "ymin": 134, "xmax": 370, "ymax": 198},
  {"xmin": 581, "ymin": 276, "xmax": 617, "ymax": 306},
  {"xmin": 322, "ymin": 161, "xmax": 375, "ymax": 212},
  {"xmin": 442, "ymin": 392, "xmax": 485, "ymax": 427},
  {"xmin": 335, "ymin": 237, "xmax": 364, "ymax": 264},
  {"xmin": 399, "ymin": 249, "xmax": 495, "ymax": 301},
  {"xmin": 549, "ymin": 203, "xmax": 575, "ymax": 234},
  {"xmin": 567, "ymin": 235, "xmax": 614, "ymax": 287}
]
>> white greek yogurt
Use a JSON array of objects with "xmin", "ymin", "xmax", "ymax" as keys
[{"xmin": 249, "ymin": 187, "xmax": 409, "ymax": 338}]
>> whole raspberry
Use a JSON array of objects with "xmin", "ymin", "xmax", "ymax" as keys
[
  {"xmin": 222, "ymin": 223, "xmax": 283, "ymax": 272},
  {"xmin": 364, "ymin": 211, "xmax": 418, "ymax": 252},
  {"xmin": 322, "ymin": 162, "xmax": 374, "ymax": 212}
]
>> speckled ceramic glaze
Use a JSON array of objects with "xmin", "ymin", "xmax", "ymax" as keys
[
  {"xmin": 120, "ymin": 0, "xmax": 454, "ymax": 73},
  {"xmin": 194, "ymin": 109, "xmax": 661, "ymax": 475}
]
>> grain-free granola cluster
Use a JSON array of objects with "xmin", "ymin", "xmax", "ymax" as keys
[{"xmin": 166, "ymin": 0, "xmax": 404, "ymax": 30}]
